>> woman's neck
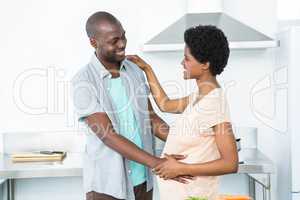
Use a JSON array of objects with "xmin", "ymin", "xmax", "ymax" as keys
[{"xmin": 195, "ymin": 75, "xmax": 220, "ymax": 95}]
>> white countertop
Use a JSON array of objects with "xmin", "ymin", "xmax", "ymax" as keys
[
  {"xmin": 238, "ymin": 148, "xmax": 275, "ymax": 174},
  {"xmin": 0, "ymin": 148, "xmax": 275, "ymax": 179},
  {"xmin": 0, "ymin": 153, "xmax": 82, "ymax": 179}
]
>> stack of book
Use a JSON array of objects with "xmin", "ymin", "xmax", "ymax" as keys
[{"xmin": 11, "ymin": 151, "xmax": 66, "ymax": 162}]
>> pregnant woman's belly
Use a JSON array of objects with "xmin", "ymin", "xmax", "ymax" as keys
[{"xmin": 157, "ymin": 132, "xmax": 221, "ymax": 200}]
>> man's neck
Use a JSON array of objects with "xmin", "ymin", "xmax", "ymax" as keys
[{"xmin": 95, "ymin": 52, "xmax": 121, "ymax": 77}]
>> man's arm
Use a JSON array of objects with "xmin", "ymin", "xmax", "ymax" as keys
[
  {"xmin": 85, "ymin": 112, "xmax": 192, "ymax": 183},
  {"xmin": 85, "ymin": 112, "xmax": 163, "ymax": 168},
  {"xmin": 148, "ymin": 99, "xmax": 169, "ymax": 141}
]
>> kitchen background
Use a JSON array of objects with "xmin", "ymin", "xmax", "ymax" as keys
[{"xmin": 0, "ymin": 0, "xmax": 299, "ymax": 199}]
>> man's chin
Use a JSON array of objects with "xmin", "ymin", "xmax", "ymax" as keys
[{"xmin": 116, "ymin": 54, "xmax": 126, "ymax": 62}]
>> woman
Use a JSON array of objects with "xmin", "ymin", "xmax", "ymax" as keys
[{"xmin": 127, "ymin": 25, "xmax": 238, "ymax": 200}]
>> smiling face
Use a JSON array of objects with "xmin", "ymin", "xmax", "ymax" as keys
[
  {"xmin": 90, "ymin": 21, "xmax": 127, "ymax": 64},
  {"xmin": 181, "ymin": 45, "xmax": 209, "ymax": 80}
]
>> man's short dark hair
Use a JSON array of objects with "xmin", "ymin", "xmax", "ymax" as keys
[
  {"xmin": 184, "ymin": 25, "xmax": 230, "ymax": 76},
  {"xmin": 85, "ymin": 11, "xmax": 119, "ymax": 38}
]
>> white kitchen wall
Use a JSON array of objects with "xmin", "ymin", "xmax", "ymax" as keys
[
  {"xmin": 0, "ymin": 0, "xmax": 282, "ymax": 199},
  {"xmin": 0, "ymin": 134, "xmax": 3, "ymax": 153},
  {"xmin": 0, "ymin": 133, "xmax": 3, "ymax": 199},
  {"xmin": 0, "ymin": 0, "xmax": 88, "ymax": 132},
  {"xmin": 277, "ymin": 0, "xmax": 300, "ymax": 20},
  {"xmin": 223, "ymin": 0, "xmax": 277, "ymax": 38},
  {"xmin": 187, "ymin": 0, "xmax": 223, "ymax": 13}
]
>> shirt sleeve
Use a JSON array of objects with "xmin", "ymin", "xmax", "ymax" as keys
[
  {"xmin": 127, "ymin": 59, "xmax": 150, "ymax": 96},
  {"xmin": 140, "ymin": 72, "xmax": 150, "ymax": 96},
  {"xmin": 194, "ymin": 92, "xmax": 231, "ymax": 132},
  {"xmin": 71, "ymin": 75, "xmax": 104, "ymax": 122},
  {"xmin": 202, "ymin": 100, "xmax": 230, "ymax": 128}
]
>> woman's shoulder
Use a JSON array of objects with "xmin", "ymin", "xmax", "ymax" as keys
[
  {"xmin": 193, "ymin": 88, "xmax": 230, "ymax": 114},
  {"xmin": 203, "ymin": 88, "xmax": 227, "ymax": 104},
  {"xmin": 194, "ymin": 88, "xmax": 231, "ymax": 127}
]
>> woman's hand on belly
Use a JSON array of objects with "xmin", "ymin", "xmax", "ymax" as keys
[{"xmin": 153, "ymin": 153, "xmax": 189, "ymax": 179}]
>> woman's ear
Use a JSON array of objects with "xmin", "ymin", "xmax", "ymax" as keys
[{"xmin": 201, "ymin": 62, "xmax": 210, "ymax": 71}]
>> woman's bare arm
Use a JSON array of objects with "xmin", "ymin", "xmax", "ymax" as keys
[
  {"xmin": 181, "ymin": 122, "xmax": 238, "ymax": 176},
  {"xmin": 127, "ymin": 55, "xmax": 189, "ymax": 113}
]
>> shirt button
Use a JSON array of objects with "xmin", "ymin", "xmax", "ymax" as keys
[{"xmin": 128, "ymin": 170, "xmax": 132, "ymax": 174}]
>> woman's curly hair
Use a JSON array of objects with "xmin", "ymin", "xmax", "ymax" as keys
[{"xmin": 184, "ymin": 25, "xmax": 230, "ymax": 76}]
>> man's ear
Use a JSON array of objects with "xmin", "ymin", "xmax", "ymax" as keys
[{"xmin": 89, "ymin": 38, "xmax": 98, "ymax": 49}]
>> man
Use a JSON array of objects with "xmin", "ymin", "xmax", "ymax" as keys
[{"xmin": 71, "ymin": 11, "xmax": 188, "ymax": 200}]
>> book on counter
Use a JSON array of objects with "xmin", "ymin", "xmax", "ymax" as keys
[{"xmin": 11, "ymin": 151, "xmax": 67, "ymax": 162}]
